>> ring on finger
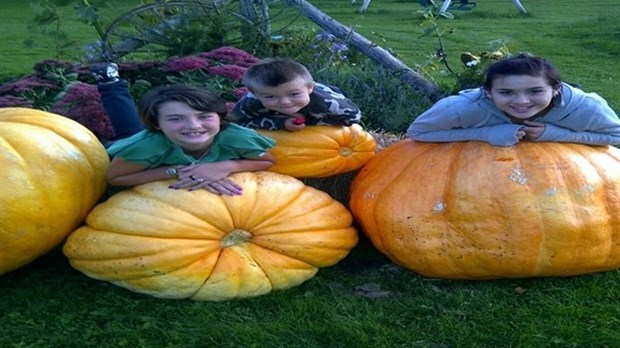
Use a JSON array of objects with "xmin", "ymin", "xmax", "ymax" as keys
[{"xmin": 196, "ymin": 177, "xmax": 205, "ymax": 183}]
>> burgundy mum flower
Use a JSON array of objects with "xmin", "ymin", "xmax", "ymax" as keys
[
  {"xmin": 0, "ymin": 95, "xmax": 34, "ymax": 108},
  {"xmin": 32, "ymin": 60, "xmax": 75, "ymax": 75},
  {"xmin": 120, "ymin": 61, "xmax": 160, "ymax": 72},
  {"xmin": 206, "ymin": 64, "xmax": 246, "ymax": 82},
  {"xmin": 160, "ymin": 56, "xmax": 210, "ymax": 73},
  {"xmin": 232, "ymin": 87, "xmax": 249, "ymax": 99},
  {"xmin": 51, "ymin": 82, "xmax": 114, "ymax": 140},
  {"xmin": 200, "ymin": 47, "xmax": 259, "ymax": 67},
  {"xmin": 0, "ymin": 76, "xmax": 59, "ymax": 94}
]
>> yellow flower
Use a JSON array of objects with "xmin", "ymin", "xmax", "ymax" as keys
[
  {"xmin": 480, "ymin": 51, "xmax": 503, "ymax": 60},
  {"xmin": 460, "ymin": 52, "xmax": 480, "ymax": 67}
]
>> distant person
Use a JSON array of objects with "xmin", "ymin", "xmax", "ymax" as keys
[
  {"xmin": 407, "ymin": 53, "xmax": 620, "ymax": 146},
  {"xmin": 230, "ymin": 58, "xmax": 362, "ymax": 131}
]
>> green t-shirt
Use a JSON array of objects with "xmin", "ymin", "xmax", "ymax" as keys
[{"xmin": 106, "ymin": 123, "xmax": 276, "ymax": 168}]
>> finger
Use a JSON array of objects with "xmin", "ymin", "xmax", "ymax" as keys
[
  {"xmin": 199, "ymin": 184, "xmax": 222, "ymax": 195},
  {"xmin": 205, "ymin": 181, "xmax": 242, "ymax": 196},
  {"xmin": 189, "ymin": 178, "xmax": 211, "ymax": 191},
  {"xmin": 219, "ymin": 178, "xmax": 243, "ymax": 191},
  {"xmin": 193, "ymin": 182, "xmax": 228, "ymax": 195},
  {"xmin": 169, "ymin": 176, "xmax": 202, "ymax": 189},
  {"xmin": 219, "ymin": 182, "xmax": 243, "ymax": 195},
  {"xmin": 523, "ymin": 120, "xmax": 545, "ymax": 126}
]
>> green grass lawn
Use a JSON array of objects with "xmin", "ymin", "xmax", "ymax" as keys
[
  {"xmin": 2, "ymin": 0, "xmax": 619, "ymax": 108},
  {"xmin": 1, "ymin": 0, "xmax": 619, "ymax": 346},
  {"xmin": 2, "ymin": 243, "xmax": 619, "ymax": 347},
  {"xmin": 311, "ymin": 0, "xmax": 620, "ymax": 109}
]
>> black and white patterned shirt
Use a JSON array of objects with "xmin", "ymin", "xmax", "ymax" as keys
[{"xmin": 231, "ymin": 83, "xmax": 362, "ymax": 130}]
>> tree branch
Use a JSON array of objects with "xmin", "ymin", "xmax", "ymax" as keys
[{"xmin": 282, "ymin": 0, "xmax": 439, "ymax": 99}]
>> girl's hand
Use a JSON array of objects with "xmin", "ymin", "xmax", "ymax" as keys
[
  {"xmin": 169, "ymin": 162, "xmax": 242, "ymax": 195},
  {"xmin": 175, "ymin": 162, "xmax": 232, "ymax": 183},
  {"xmin": 200, "ymin": 177, "xmax": 243, "ymax": 196},
  {"xmin": 522, "ymin": 120, "xmax": 546, "ymax": 140},
  {"xmin": 168, "ymin": 175, "xmax": 242, "ymax": 195}
]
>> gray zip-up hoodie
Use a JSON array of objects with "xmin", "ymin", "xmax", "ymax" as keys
[{"xmin": 407, "ymin": 83, "xmax": 620, "ymax": 146}]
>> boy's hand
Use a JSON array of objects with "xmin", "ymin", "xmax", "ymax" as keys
[{"xmin": 284, "ymin": 115, "xmax": 305, "ymax": 132}]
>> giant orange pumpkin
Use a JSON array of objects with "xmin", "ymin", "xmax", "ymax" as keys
[
  {"xmin": 0, "ymin": 107, "xmax": 109, "ymax": 275},
  {"xmin": 63, "ymin": 171, "xmax": 358, "ymax": 301},
  {"xmin": 258, "ymin": 124, "xmax": 376, "ymax": 178},
  {"xmin": 350, "ymin": 139, "xmax": 620, "ymax": 279}
]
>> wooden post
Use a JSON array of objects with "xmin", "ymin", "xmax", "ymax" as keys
[{"xmin": 283, "ymin": 0, "xmax": 439, "ymax": 98}]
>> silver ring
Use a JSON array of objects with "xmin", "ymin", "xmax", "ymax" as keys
[
  {"xmin": 189, "ymin": 175, "xmax": 197, "ymax": 180},
  {"xmin": 196, "ymin": 177, "xmax": 205, "ymax": 183}
]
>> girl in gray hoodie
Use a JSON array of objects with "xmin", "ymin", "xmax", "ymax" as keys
[{"xmin": 407, "ymin": 54, "xmax": 620, "ymax": 147}]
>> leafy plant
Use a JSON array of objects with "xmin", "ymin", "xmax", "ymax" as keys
[
  {"xmin": 26, "ymin": 0, "xmax": 111, "ymax": 60},
  {"xmin": 414, "ymin": 7, "xmax": 513, "ymax": 93},
  {"xmin": 1, "ymin": 40, "xmax": 427, "ymax": 136}
]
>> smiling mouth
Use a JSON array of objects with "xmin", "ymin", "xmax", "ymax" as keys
[
  {"xmin": 182, "ymin": 131, "xmax": 206, "ymax": 136},
  {"xmin": 511, "ymin": 106, "xmax": 533, "ymax": 113}
]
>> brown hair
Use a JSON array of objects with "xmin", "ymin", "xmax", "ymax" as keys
[
  {"xmin": 242, "ymin": 58, "xmax": 313, "ymax": 92},
  {"xmin": 138, "ymin": 84, "xmax": 231, "ymax": 131},
  {"xmin": 484, "ymin": 53, "xmax": 562, "ymax": 91}
]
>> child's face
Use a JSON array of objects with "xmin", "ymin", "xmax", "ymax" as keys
[
  {"xmin": 252, "ymin": 77, "xmax": 314, "ymax": 115},
  {"xmin": 488, "ymin": 74, "xmax": 556, "ymax": 120},
  {"xmin": 156, "ymin": 101, "xmax": 221, "ymax": 153}
]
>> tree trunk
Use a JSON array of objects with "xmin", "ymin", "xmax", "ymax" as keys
[{"xmin": 282, "ymin": 0, "xmax": 439, "ymax": 99}]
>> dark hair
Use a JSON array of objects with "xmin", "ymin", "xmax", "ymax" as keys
[
  {"xmin": 483, "ymin": 54, "xmax": 562, "ymax": 91},
  {"xmin": 242, "ymin": 58, "xmax": 313, "ymax": 92},
  {"xmin": 138, "ymin": 84, "xmax": 230, "ymax": 131}
]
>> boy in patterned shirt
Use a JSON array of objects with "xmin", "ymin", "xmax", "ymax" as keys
[{"xmin": 230, "ymin": 58, "xmax": 362, "ymax": 131}]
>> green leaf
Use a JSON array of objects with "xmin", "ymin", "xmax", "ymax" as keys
[
  {"xmin": 50, "ymin": 0, "xmax": 75, "ymax": 7},
  {"xmin": 75, "ymin": 5, "xmax": 99, "ymax": 24}
]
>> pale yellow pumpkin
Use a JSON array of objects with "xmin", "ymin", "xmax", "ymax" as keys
[
  {"xmin": 258, "ymin": 124, "xmax": 376, "ymax": 178},
  {"xmin": 350, "ymin": 140, "xmax": 620, "ymax": 279},
  {"xmin": 63, "ymin": 172, "xmax": 358, "ymax": 301},
  {"xmin": 0, "ymin": 107, "xmax": 109, "ymax": 275}
]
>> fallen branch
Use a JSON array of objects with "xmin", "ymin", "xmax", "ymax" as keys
[{"xmin": 282, "ymin": 0, "xmax": 439, "ymax": 99}]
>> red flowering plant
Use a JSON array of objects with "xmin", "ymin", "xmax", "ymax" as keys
[
  {"xmin": 1, "ymin": 59, "xmax": 96, "ymax": 110},
  {"xmin": 199, "ymin": 46, "xmax": 260, "ymax": 67},
  {"xmin": 51, "ymin": 82, "xmax": 115, "ymax": 141},
  {"xmin": 0, "ymin": 47, "xmax": 258, "ymax": 140},
  {"xmin": 160, "ymin": 56, "xmax": 211, "ymax": 73},
  {"xmin": 0, "ymin": 95, "xmax": 34, "ymax": 108}
]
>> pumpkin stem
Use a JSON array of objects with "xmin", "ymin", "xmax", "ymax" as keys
[
  {"xmin": 339, "ymin": 147, "xmax": 353, "ymax": 157},
  {"xmin": 220, "ymin": 229, "xmax": 253, "ymax": 247}
]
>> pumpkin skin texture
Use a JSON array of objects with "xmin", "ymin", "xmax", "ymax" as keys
[
  {"xmin": 257, "ymin": 124, "xmax": 376, "ymax": 178},
  {"xmin": 63, "ymin": 171, "xmax": 358, "ymax": 301},
  {"xmin": 350, "ymin": 139, "xmax": 620, "ymax": 279},
  {"xmin": 0, "ymin": 107, "xmax": 109, "ymax": 275}
]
